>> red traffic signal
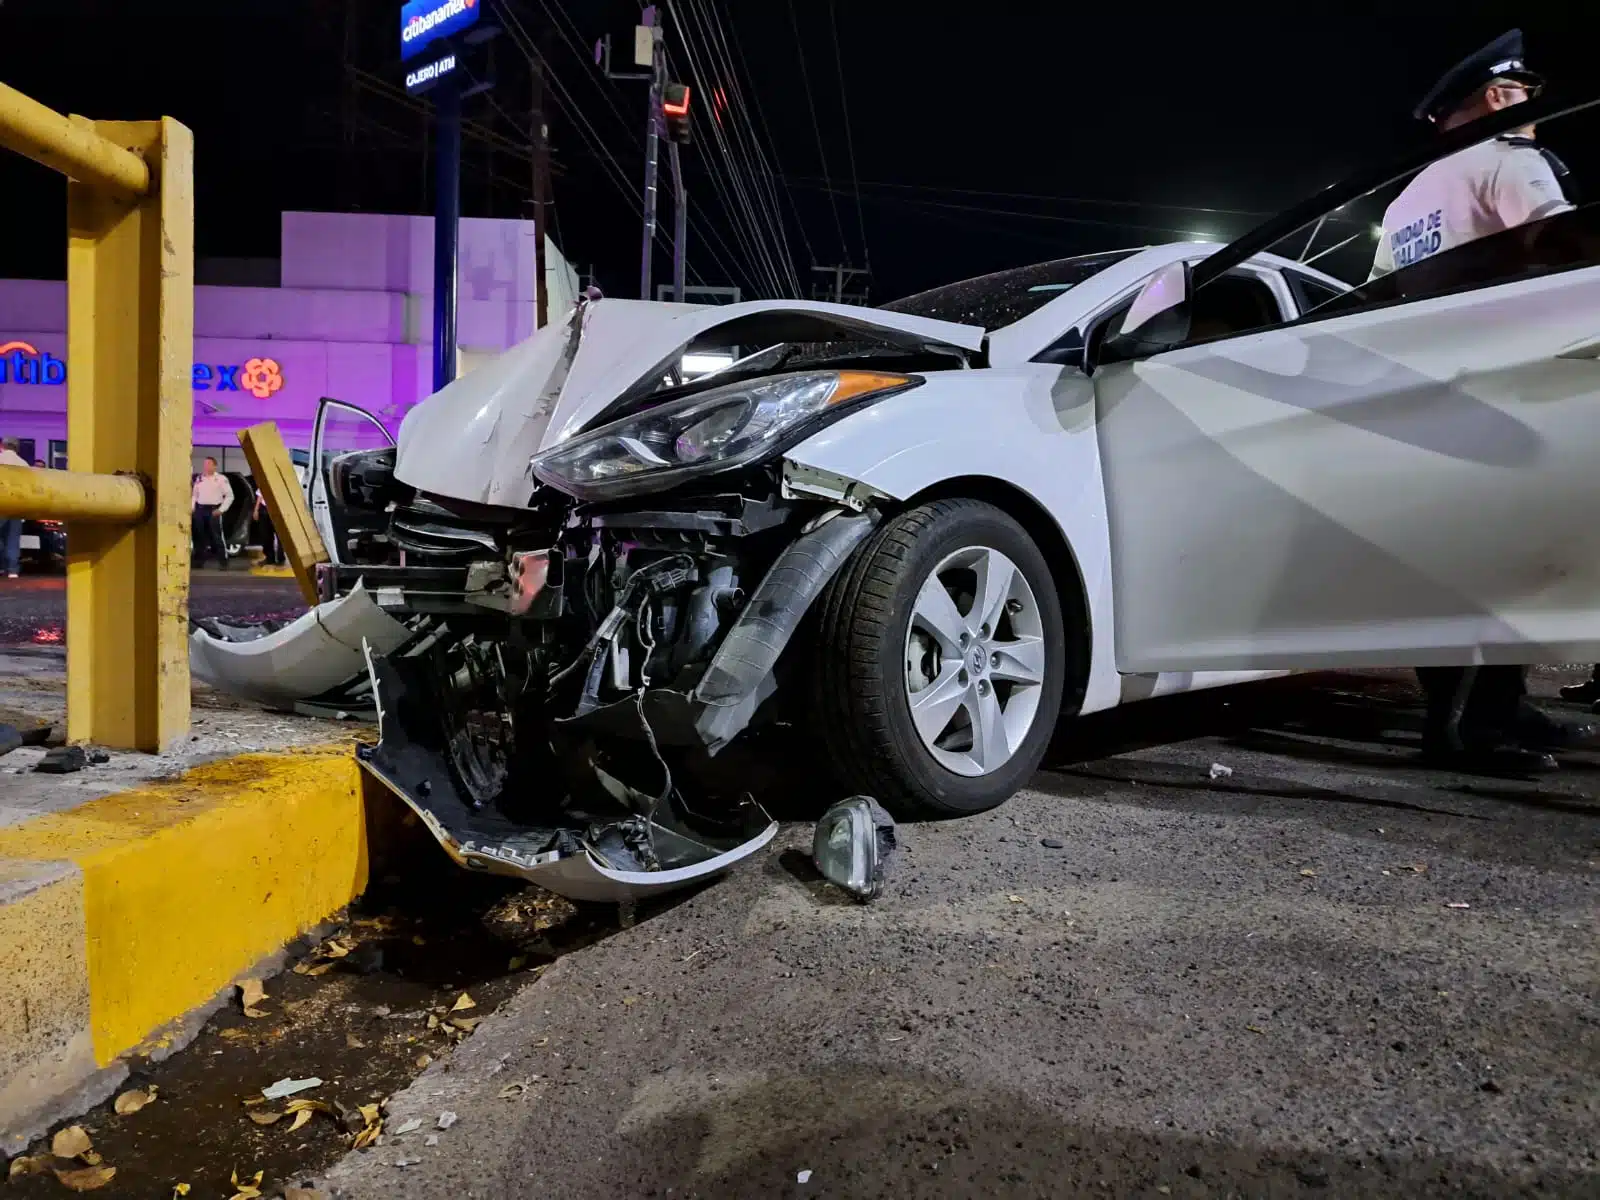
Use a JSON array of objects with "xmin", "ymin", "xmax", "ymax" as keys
[{"xmin": 663, "ymin": 82, "xmax": 691, "ymax": 144}]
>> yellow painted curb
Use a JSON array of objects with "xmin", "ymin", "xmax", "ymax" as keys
[
  {"xmin": 248, "ymin": 563, "xmax": 296, "ymax": 579},
  {"xmin": 0, "ymin": 746, "xmax": 372, "ymax": 1083}
]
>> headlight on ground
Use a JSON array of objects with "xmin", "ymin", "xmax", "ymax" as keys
[{"xmin": 530, "ymin": 370, "xmax": 919, "ymax": 500}]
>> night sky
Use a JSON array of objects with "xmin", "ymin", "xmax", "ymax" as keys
[{"xmin": 0, "ymin": 0, "xmax": 1594, "ymax": 302}]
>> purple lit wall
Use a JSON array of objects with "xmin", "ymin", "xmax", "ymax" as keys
[{"xmin": 0, "ymin": 212, "xmax": 577, "ymax": 465}]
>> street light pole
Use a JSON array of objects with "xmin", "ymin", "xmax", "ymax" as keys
[{"xmin": 432, "ymin": 74, "xmax": 462, "ymax": 391}]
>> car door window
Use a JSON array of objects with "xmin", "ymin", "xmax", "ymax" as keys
[
  {"xmin": 1086, "ymin": 269, "xmax": 1282, "ymax": 366},
  {"xmin": 1307, "ymin": 201, "xmax": 1599, "ymax": 320}
]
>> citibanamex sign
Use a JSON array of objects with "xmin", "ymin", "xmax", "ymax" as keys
[{"xmin": 0, "ymin": 342, "xmax": 285, "ymax": 399}]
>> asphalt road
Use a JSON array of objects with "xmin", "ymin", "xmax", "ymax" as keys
[
  {"xmin": 316, "ymin": 668, "xmax": 1600, "ymax": 1200},
  {"xmin": 0, "ymin": 570, "xmax": 306, "ymax": 645}
]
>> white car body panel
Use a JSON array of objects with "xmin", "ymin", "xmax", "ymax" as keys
[
  {"xmin": 189, "ymin": 581, "xmax": 411, "ymax": 709},
  {"xmin": 786, "ymin": 365, "xmax": 1284, "ymax": 714},
  {"xmin": 1099, "ymin": 263, "xmax": 1600, "ymax": 672},
  {"xmin": 395, "ymin": 297, "xmax": 984, "ymax": 509}
]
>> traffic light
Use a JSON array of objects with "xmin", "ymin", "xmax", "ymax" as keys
[{"xmin": 663, "ymin": 82, "xmax": 692, "ymax": 144}]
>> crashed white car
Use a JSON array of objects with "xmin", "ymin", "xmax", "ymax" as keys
[{"xmin": 195, "ymin": 96, "xmax": 1600, "ymax": 898}]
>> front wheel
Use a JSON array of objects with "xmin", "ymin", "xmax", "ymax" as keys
[{"xmin": 811, "ymin": 499, "xmax": 1067, "ymax": 817}]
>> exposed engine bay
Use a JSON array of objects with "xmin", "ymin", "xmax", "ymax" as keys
[{"xmin": 197, "ymin": 293, "xmax": 986, "ymax": 901}]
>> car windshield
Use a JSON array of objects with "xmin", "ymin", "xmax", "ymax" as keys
[{"xmin": 882, "ymin": 250, "xmax": 1141, "ymax": 330}]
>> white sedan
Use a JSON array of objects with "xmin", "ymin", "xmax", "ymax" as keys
[{"xmin": 194, "ymin": 94, "xmax": 1600, "ymax": 895}]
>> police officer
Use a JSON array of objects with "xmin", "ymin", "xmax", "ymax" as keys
[{"xmin": 1373, "ymin": 30, "xmax": 1587, "ymax": 772}]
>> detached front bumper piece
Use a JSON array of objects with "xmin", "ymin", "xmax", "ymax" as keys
[{"xmin": 358, "ymin": 645, "xmax": 777, "ymax": 903}]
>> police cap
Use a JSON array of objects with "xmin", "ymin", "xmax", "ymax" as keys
[{"xmin": 1413, "ymin": 29, "xmax": 1545, "ymax": 122}]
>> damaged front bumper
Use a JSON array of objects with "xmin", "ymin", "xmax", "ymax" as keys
[{"xmin": 359, "ymin": 644, "xmax": 778, "ymax": 902}]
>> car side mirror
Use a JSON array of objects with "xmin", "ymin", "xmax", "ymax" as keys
[{"xmin": 1091, "ymin": 262, "xmax": 1194, "ymax": 371}]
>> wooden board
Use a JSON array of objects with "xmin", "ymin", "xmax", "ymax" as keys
[{"xmin": 238, "ymin": 422, "xmax": 328, "ymax": 607}]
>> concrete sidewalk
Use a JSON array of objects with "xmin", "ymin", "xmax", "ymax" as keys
[{"xmin": 0, "ymin": 650, "xmax": 385, "ymax": 1151}]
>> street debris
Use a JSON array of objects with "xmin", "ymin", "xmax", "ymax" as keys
[
  {"xmin": 51, "ymin": 1125, "xmax": 93, "ymax": 1159},
  {"xmin": 239, "ymin": 978, "xmax": 269, "ymax": 1018},
  {"xmin": 0, "ymin": 723, "xmax": 21, "ymax": 757},
  {"xmin": 172, "ymin": 1185, "xmax": 191, "ymax": 1198},
  {"xmin": 1300, "ymin": 868, "xmax": 1318, "ymax": 878},
  {"xmin": 113, "ymin": 1085, "xmax": 159, "ymax": 1115},
  {"xmin": 392, "ymin": 1117, "xmax": 424, "ymax": 1136},
  {"xmin": 261, "ymin": 1077, "xmax": 323, "ymax": 1101},
  {"xmin": 436, "ymin": 1111, "xmax": 459, "ymax": 1130},
  {"xmin": 450, "ymin": 992, "xmax": 477, "ymax": 1013},
  {"xmin": 394, "ymin": 1157, "xmax": 422, "ymax": 1168},
  {"xmin": 345, "ymin": 1033, "xmax": 367, "ymax": 1049},
  {"xmin": 1209, "ymin": 762, "xmax": 1233, "ymax": 780},
  {"xmin": 498, "ymin": 1082, "xmax": 529, "ymax": 1099},
  {"xmin": 52, "ymin": 1164, "xmax": 117, "ymax": 1191},
  {"xmin": 347, "ymin": 1103, "xmax": 383, "ymax": 1149},
  {"xmin": 227, "ymin": 1168, "xmax": 265, "ymax": 1200},
  {"xmin": 813, "ymin": 796, "xmax": 897, "ymax": 901},
  {"xmin": 425, "ymin": 1135, "xmax": 439, "ymax": 1147},
  {"xmin": 34, "ymin": 744, "xmax": 89, "ymax": 773},
  {"xmin": 1445, "ymin": 902, "xmax": 1472, "ymax": 909},
  {"xmin": 415, "ymin": 1053, "xmax": 433, "ymax": 1069},
  {"xmin": 798, "ymin": 1169, "xmax": 814, "ymax": 1184},
  {"xmin": 1246, "ymin": 1024, "xmax": 1267, "ymax": 1035},
  {"xmin": 1040, "ymin": 837, "xmax": 1065, "ymax": 849}
]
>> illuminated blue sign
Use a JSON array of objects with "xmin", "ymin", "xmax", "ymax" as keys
[{"xmin": 400, "ymin": 0, "xmax": 481, "ymax": 62}]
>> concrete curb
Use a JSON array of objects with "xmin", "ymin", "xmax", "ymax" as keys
[{"xmin": 0, "ymin": 744, "xmax": 377, "ymax": 1146}]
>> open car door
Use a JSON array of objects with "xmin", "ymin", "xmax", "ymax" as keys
[
  {"xmin": 310, "ymin": 398, "xmax": 395, "ymax": 565},
  {"xmin": 1091, "ymin": 93, "xmax": 1600, "ymax": 673}
]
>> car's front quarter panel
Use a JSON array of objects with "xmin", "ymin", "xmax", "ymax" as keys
[{"xmin": 785, "ymin": 363, "xmax": 1125, "ymax": 715}]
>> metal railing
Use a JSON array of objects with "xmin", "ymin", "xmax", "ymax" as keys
[{"xmin": 0, "ymin": 83, "xmax": 193, "ymax": 752}]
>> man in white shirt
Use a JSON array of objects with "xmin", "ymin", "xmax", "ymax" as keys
[
  {"xmin": 0, "ymin": 438, "xmax": 27, "ymax": 578},
  {"xmin": 1371, "ymin": 29, "xmax": 1573, "ymax": 281},
  {"xmin": 1383, "ymin": 31, "xmax": 1588, "ymax": 772},
  {"xmin": 191, "ymin": 456, "xmax": 234, "ymax": 570}
]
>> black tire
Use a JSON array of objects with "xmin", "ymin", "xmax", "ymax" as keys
[{"xmin": 811, "ymin": 499, "xmax": 1067, "ymax": 817}]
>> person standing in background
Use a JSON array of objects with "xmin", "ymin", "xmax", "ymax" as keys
[
  {"xmin": 0, "ymin": 438, "xmax": 27, "ymax": 578},
  {"xmin": 191, "ymin": 456, "xmax": 233, "ymax": 570}
]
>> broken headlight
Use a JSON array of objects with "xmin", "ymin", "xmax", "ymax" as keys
[{"xmin": 530, "ymin": 370, "xmax": 919, "ymax": 500}]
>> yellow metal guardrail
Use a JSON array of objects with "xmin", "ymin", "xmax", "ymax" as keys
[{"xmin": 0, "ymin": 82, "xmax": 193, "ymax": 752}]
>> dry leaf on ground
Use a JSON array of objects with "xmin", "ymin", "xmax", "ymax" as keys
[
  {"xmin": 52, "ymin": 1164, "xmax": 117, "ymax": 1192},
  {"xmin": 450, "ymin": 993, "xmax": 476, "ymax": 1013},
  {"xmin": 1299, "ymin": 868, "xmax": 1318, "ymax": 878},
  {"xmin": 51, "ymin": 1125, "xmax": 93, "ymax": 1159},
  {"xmin": 450, "ymin": 1017, "xmax": 482, "ymax": 1032},
  {"xmin": 345, "ymin": 1033, "xmax": 366, "ymax": 1049},
  {"xmin": 248, "ymin": 1110, "xmax": 285, "ymax": 1127},
  {"xmin": 238, "ymin": 979, "xmax": 269, "ymax": 1018},
  {"xmin": 114, "ymin": 1086, "xmax": 158, "ymax": 1115},
  {"xmin": 498, "ymin": 1082, "xmax": 527, "ymax": 1099},
  {"xmin": 172, "ymin": 1186, "xmax": 191, "ymax": 1198},
  {"xmin": 228, "ymin": 1168, "xmax": 265, "ymax": 1200},
  {"xmin": 8, "ymin": 1155, "xmax": 48, "ymax": 1180},
  {"xmin": 415, "ymin": 1053, "xmax": 433, "ymax": 1069},
  {"xmin": 288, "ymin": 1109, "xmax": 315, "ymax": 1133}
]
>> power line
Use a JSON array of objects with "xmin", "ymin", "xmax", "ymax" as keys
[
  {"xmin": 784, "ymin": 0, "xmax": 848, "ymax": 261},
  {"xmin": 826, "ymin": 0, "xmax": 869, "ymax": 270},
  {"xmin": 518, "ymin": 0, "xmax": 764, "ymax": 297},
  {"xmin": 673, "ymin": 0, "xmax": 795, "ymax": 296},
  {"xmin": 717, "ymin": 1, "xmax": 816, "ymax": 270}
]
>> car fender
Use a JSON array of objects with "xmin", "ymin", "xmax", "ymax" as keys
[{"xmin": 785, "ymin": 363, "xmax": 1125, "ymax": 715}]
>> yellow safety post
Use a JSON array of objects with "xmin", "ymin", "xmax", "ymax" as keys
[
  {"xmin": 239, "ymin": 422, "xmax": 330, "ymax": 608},
  {"xmin": 64, "ymin": 118, "xmax": 194, "ymax": 752},
  {"xmin": 0, "ymin": 85, "xmax": 194, "ymax": 752}
]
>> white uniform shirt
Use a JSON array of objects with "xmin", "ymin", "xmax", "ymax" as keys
[
  {"xmin": 1370, "ymin": 137, "xmax": 1574, "ymax": 279},
  {"xmin": 192, "ymin": 472, "xmax": 233, "ymax": 509},
  {"xmin": 0, "ymin": 448, "xmax": 27, "ymax": 468}
]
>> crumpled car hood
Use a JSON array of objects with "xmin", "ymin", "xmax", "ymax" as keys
[{"xmin": 394, "ymin": 297, "xmax": 984, "ymax": 509}]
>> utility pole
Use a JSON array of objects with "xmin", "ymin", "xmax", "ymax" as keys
[
  {"xmin": 639, "ymin": 6, "xmax": 664, "ymax": 300},
  {"xmin": 531, "ymin": 57, "xmax": 552, "ymax": 329},
  {"xmin": 669, "ymin": 141, "xmax": 687, "ymax": 301},
  {"xmin": 811, "ymin": 263, "xmax": 870, "ymax": 305}
]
